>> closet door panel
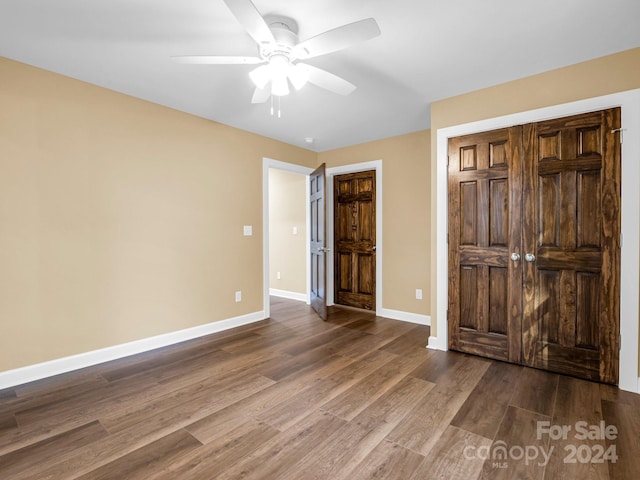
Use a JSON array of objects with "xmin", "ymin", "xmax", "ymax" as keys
[
  {"xmin": 522, "ymin": 108, "xmax": 620, "ymax": 384},
  {"xmin": 448, "ymin": 127, "xmax": 523, "ymax": 363}
]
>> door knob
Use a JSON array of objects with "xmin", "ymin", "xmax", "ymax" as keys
[
  {"xmin": 510, "ymin": 253, "xmax": 520, "ymax": 262},
  {"xmin": 525, "ymin": 253, "xmax": 536, "ymax": 262}
]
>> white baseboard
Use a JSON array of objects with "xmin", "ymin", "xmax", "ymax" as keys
[
  {"xmin": 379, "ymin": 308, "xmax": 430, "ymax": 326},
  {"xmin": 0, "ymin": 310, "xmax": 266, "ymax": 390},
  {"xmin": 269, "ymin": 288, "xmax": 308, "ymax": 303},
  {"xmin": 427, "ymin": 335, "xmax": 448, "ymax": 351}
]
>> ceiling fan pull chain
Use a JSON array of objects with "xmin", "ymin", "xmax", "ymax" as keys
[
  {"xmin": 278, "ymin": 96, "xmax": 282, "ymax": 118},
  {"xmin": 270, "ymin": 95, "xmax": 274, "ymax": 116}
]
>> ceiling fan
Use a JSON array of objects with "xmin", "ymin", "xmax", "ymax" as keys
[{"xmin": 172, "ymin": 0, "xmax": 381, "ymax": 105}]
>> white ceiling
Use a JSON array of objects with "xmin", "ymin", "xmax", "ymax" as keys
[{"xmin": 1, "ymin": 0, "xmax": 640, "ymax": 152}]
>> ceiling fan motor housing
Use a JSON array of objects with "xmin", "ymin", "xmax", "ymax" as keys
[{"xmin": 260, "ymin": 15, "xmax": 299, "ymax": 61}]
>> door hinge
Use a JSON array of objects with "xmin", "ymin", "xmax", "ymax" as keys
[
  {"xmin": 619, "ymin": 333, "xmax": 622, "ymax": 351},
  {"xmin": 447, "ymin": 155, "xmax": 450, "ymax": 167},
  {"xmin": 611, "ymin": 128, "xmax": 625, "ymax": 144}
]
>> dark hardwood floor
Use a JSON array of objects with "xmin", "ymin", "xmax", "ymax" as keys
[{"xmin": 1, "ymin": 297, "xmax": 638, "ymax": 479}]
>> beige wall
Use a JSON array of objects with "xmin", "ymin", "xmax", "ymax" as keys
[
  {"xmin": 0, "ymin": 57, "xmax": 316, "ymax": 371},
  {"xmin": 429, "ymin": 47, "xmax": 640, "ymax": 373},
  {"xmin": 268, "ymin": 169, "xmax": 307, "ymax": 294},
  {"xmin": 4, "ymin": 45, "xmax": 639, "ymax": 376},
  {"xmin": 318, "ymin": 131, "xmax": 431, "ymax": 315}
]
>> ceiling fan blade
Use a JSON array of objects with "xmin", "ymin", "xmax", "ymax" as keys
[
  {"xmin": 251, "ymin": 86, "xmax": 271, "ymax": 104},
  {"xmin": 223, "ymin": 0, "xmax": 275, "ymax": 47},
  {"xmin": 304, "ymin": 64, "xmax": 356, "ymax": 96},
  {"xmin": 292, "ymin": 18, "xmax": 380, "ymax": 60},
  {"xmin": 171, "ymin": 55, "xmax": 263, "ymax": 65}
]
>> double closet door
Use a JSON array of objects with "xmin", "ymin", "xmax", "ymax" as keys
[{"xmin": 448, "ymin": 108, "xmax": 621, "ymax": 384}]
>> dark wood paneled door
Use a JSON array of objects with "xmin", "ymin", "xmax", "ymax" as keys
[
  {"xmin": 448, "ymin": 108, "xmax": 621, "ymax": 384},
  {"xmin": 310, "ymin": 163, "xmax": 327, "ymax": 320},
  {"xmin": 448, "ymin": 127, "xmax": 523, "ymax": 363},
  {"xmin": 334, "ymin": 170, "xmax": 376, "ymax": 310},
  {"xmin": 522, "ymin": 109, "xmax": 621, "ymax": 384}
]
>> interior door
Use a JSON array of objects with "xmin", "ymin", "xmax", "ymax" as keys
[
  {"xmin": 310, "ymin": 163, "xmax": 327, "ymax": 320},
  {"xmin": 522, "ymin": 109, "xmax": 621, "ymax": 384},
  {"xmin": 448, "ymin": 127, "xmax": 523, "ymax": 363},
  {"xmin": 334, "ymin": 170, "xmax": 376, "ymax": 310},
  {"xmin": 448, "ymin": 108, "xmax": 621, "ymax": 384}
]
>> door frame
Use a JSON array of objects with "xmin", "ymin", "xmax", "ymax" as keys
[
  {"xmin": 262, "ymin": 158, "xmax": 313, "ymax": 319},
  {"xmin": 432, "ymin": 90, "xmax": 640, "ymax": 393},
  {"xmin": 327, "ymin": 160, "xmax": 383, "ymax": 315}
]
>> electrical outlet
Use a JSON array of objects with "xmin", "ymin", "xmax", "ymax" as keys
[
  {"xmin": 243, "ymin": 225, "xmax": 252, "ymax": 236},
  {"xmin": 235, "ymin": 291, "xmax": 242, "ymax": 302},
  {"xmin": 416, "ymin": 289, "xmax": 423, "ymax": 300}
]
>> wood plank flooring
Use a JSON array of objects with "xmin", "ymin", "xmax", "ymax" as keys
[{"xmin": 1, "ymin": 297, "xmax": 639, "ymax": 479}]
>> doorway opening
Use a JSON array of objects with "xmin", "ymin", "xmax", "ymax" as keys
[
  {"xmin": 262, "ymin": 158, "xmax": 383, "ymax": 320},
  {"xmin": 262, "ymin": 158, "xmax": 313, "ymax": 319}
]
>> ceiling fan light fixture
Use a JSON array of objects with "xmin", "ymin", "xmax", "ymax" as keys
[
  {"xmin": 288, "ymin": 63, "xmax": 309, "ymax": 91},
  {"xmin": 268, "ymin": 54, "xmax": 291, "ymax": 96},
  {"xmin": 271, "ymin": 74, "xmax": 290, "ymax": 96},
  {"xmin": 269, "ymin": 54, "xmax": 290, "ymax": 78},
  {"xmin": 249, "ymin": 64, "xmax": 270, "ymax": 90}
]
